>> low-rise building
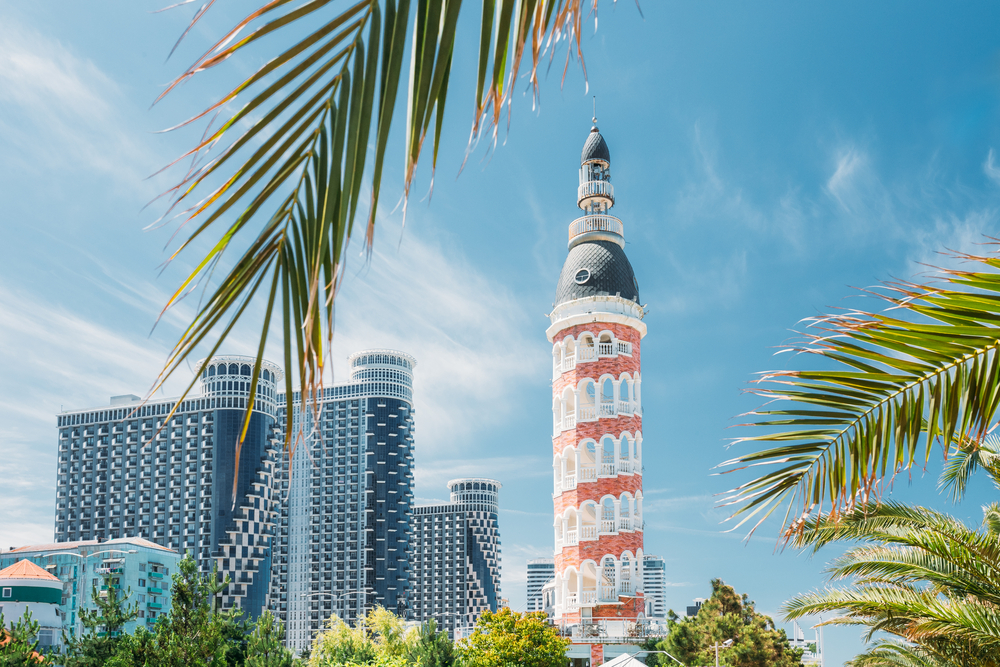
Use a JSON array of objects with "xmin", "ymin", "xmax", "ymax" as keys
[
  {"xmin": 1, "ymin": 537, "xmax": 181, "ymax": 638},
  {"xmin": 0, "ymin": 560, "xmax": 63, "ymax": 650}
]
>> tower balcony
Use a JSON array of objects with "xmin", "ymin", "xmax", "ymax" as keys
[
  {"xmin": 568, "ymin": 214, "xmax": 623, "ymax": 246},
  {"xmin": 577, "ymin": 180, "xmax": 615, "ymax": 206}
]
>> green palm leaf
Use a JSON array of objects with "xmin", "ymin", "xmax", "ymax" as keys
[
  {"xmin": 782, "ymin": 503, "xmax": 1000, "ymax": 664},
  {"xmin": 845, "ymin": 640, "xmax": 965, "ymax": 667},
  {"xmin": 720, "ymin": 253, "xmax": 1000, "ymax": 535},
  {"xmin": 143, "ymin": 0, "xmax": 618, "ymax": 506}
]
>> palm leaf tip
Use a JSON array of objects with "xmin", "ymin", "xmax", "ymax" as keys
[{"xmin": 723, "ymin": 250, "xmax": 1000, "ymax": 537}]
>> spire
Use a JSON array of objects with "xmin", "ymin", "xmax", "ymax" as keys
[{"xmin": 570, "ymin": 123, "xmax": 621, "ymax": 250}]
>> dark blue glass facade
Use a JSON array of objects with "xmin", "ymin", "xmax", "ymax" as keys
[
  {"xmin": 365, "ymin": 397, "xmax": 414, "ymax": 613},
  {"xmin": 212, "ymin": 408, "xmax": 275, "ymax": 620}
]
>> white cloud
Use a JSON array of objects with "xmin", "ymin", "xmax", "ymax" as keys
[
  {"xmin": 826, "ymin": 148, "xmax": 867, "ymax": 212},
  {"xmin": 329, "ymin": 221, "xmax": 550, "ymax": 479},
  {"xmin": 0, "ymin": 17, "xmax": 161, "ymax": 193},
  {"xmin": 984, "ymin": 149, "xmax": 1000, "ymax": 186},
  {"xmin": 0, "ymin": 286, "xmax": 181, "ymax": 549}
]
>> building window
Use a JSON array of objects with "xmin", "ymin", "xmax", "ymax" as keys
[{"xmin": 1, "ymin": 588, "xmax": 10, "ymax": 598}]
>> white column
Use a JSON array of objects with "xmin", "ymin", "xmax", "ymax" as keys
[{"xmin": 614, "ymin": 498, "xmax": 621, "ymax": 531}]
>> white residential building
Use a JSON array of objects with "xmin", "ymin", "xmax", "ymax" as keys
[
  {"xmin": 642, "ymin": 554, "xmax": 666, "ymax": 619},
  {"xmin": 526, "ymin": 559, "xmax": 554, "ymax": 613}
]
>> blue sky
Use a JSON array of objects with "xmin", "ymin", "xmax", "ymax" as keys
[{"xmin": 4, "ymin": 1, "xmax": 1000, "ymax": 664}]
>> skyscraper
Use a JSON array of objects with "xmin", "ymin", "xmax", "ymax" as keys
[
  {"xmin": 411, "ymin": 479, "xmax": 502, "ymax": 637},
  {"xmin": 549, "ymin": 122, "xmax": 646, "ymax": 624},
  {"xmin": 526, "ymin": 558, "xmax": 555, "ymax": 613},
  {"xmin": 642, "ymin": 554, "xmax": 666, "ymax": 620},
  {"xmin": 272, "ymin": 350, "xmax": 416, "ymax": 653},
  {"xmin": 54, "ymin": 356, "xmax": 284, "ymax": 619}
]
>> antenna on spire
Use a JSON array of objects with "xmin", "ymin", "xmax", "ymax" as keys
[{"xmin": 592, "ymin": 96, "xmax": 597, "ymax": 125}]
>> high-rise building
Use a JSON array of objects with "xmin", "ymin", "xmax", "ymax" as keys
[
  {"xmin": 273, "ymin": 350, "xmax": 416, "ymax": 654},
  {"xmin": 526, "ymin": 558, "xmax": 555, "ymax": 613},
  {"xmin": 54, "ymin": 355, "xmax": 284, "ymax": 619},
  {"xmin": 1, "ymin": 537, "xmax": 181, "ymax": 638},
  {"xmin": 642, "ymin": 555, "xmax": 666, "ymax": 619},
  {"xmin": 549, "ymin": 123, "xmax": 646, "ymax": 624},
  {"xmin": 411, "ymin": 479, "xmax": 502, "ymax": 637}
]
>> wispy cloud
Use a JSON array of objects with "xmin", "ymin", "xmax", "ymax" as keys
[
  {"xmin": 825, "ymin": 147, "xmax": 868, "ymax": 212},
  {"xmin": 329, "ymin": 221, "xmax": 551, "ymax": 485},
  {"xmin": 0, "ymin": 286, "xmax": 180, "ymax": 549},
  {"xmin": 984, "ymin": 149, "xmax": 1000, "ymax": 186},
  {"xmin": 0, "ymin": 16, "xmax": 161, "ymax": 194}
]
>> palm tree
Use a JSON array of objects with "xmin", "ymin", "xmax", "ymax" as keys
[
  {"xmin": 782, "ymin": 501, "xmax": 1000, "ymax": 666},
  {"xmin": 719, "ymin": 252, "xmax": 1000, "ymax": 536},
  {"xmin": 145, "ymin": 1, "xmax": 622, "ymax": 479},
  {"xmin": 844, "ymin": 641, "xmax": 963, "ymax": 667}
]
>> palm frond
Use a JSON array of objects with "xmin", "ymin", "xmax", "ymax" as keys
[
  {"xmin": 845, "ymin": 640, "xmax": 966, "ymax": 667},
  {"xmin": 144, "ymin": 0, "xmax": 622, "ymax": 504},
  {"xmin": 719, "ymin": 252, "xmax": 1000, "ymax": 536},
  {"xmin": 783, "ymin": 503, "xmax": 1000, "ymax": 661},
  {"xmin": 939, "ymin": 433, "xmax": 1000, "ymax": 502}
]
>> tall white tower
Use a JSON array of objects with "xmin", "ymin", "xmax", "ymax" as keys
[{"xmin": 548, "ymin": 123, "xmax": 646, "ymax": 625}]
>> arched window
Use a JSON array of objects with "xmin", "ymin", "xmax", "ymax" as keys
[
  {"xmin": 620, "ymin": 380, "xmax": 629, "ymax": 402},
  {"xmin": 241, "ymin": 364, "xmax": 251, "ymax": 376},
  {"xmin": 601, "ymin": 498, "xmax": 615, "ymax": 533},
  {"xmin": 217, "ymin": 364, "xmax": 227, "ymax": 375},
  {"xmin": 601, "ymin": 437, "xmax": 615, "ymax": 475},
  {"xmin": 228, "ymin": 363, "xmax": 239, "ymax": 375},
  {"xmin": 620, "ymin": 437, "xmax": 630, "ymax": 459},
  {"xmin": 598, "ymin": 333, "xmax": 613, "ymax": 356},
  {"xmin": 208, "ymin": 366, "xmax": 216, "ymax": 377},
  {"xmin": 602, "ymin": 378, "xmax": 614, "ymax": 401},
  {"xmin": 601, "ymin": 556, "xmax": 617, "ymax": 600},
  {"xmin": 263, "ymin": 369, "xmax": 270, "ymax": 382},
  {"xmin": 580, "ymin": 381, "xmax": 596, "ymax": 420}
]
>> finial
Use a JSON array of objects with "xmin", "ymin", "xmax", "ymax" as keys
[{"xmin": 592, "ymin": 96, "xmax": 597, "ymax": 126}]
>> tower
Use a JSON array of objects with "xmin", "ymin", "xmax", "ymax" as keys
[
  {"xmin": 548, "ymin": 123, "xmax": 645, "ymax": 625},
  {"xmin": 274, "ymin": 349, "xmax": 416, "ymax": 653},
  {"xmin": 411, "ymin": 478, "xmax": 502, "ymax": 637}
]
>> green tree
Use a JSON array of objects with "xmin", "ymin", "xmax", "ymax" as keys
[
  {"xmin": 146, "ymin": 0, "xmax": 629, "ymax": 478},
  {"xmin": 0, "ymin": 609, "xmax": 53, "ymax": 666},
  {"xmin": 308, "ymin": 606, "xmax": 411, "ymax": 667},
  {"xmin": 406, "ymin": 619, "xmax": 456, "ymax": 667},
  {"xmin": 458, "ymin": 608, "xmax": 568, "ymax": 667},
  {"xmin": 246, "ymin": 610, "xmax": 295, "ymax": 667},
  {"xmin": 110, "ymin": 555, "xmax": 230, "ymax": 667},
  {"xmin": 647, "ymin": 579, "xmax": 802, "ymax": 667},
  {"xmin": 720, "ymin": 254, "xmax": 1000, "ymax": 537},
  {"xmin": 62, "ymin": 573, "xmax": 139, "ymax": 667}
]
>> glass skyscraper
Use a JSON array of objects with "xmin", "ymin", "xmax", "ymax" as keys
[
  {"xmin": 272, "ymin": 350, "xmax": 416, "ymax": 653},
  {"xmin": 54, "ymin": 355, "xmax": 284, "ymax": 619},
  {"xmin": 411, "ymin": 479, "xmax": 502, "ymax": 637}
]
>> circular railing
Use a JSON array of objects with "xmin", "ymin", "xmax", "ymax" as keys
[
  {"xmin": 577, "ymin": 180, "xmax": 615, "ymax": 203},
  {"xmin": 568, "ymin": 214, "xmax": 624, "ymax": 242}
]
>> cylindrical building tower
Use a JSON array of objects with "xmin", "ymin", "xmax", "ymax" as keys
[{"xmin": 548, "ymin": 123, "xmax": 646, "ymax": 626}]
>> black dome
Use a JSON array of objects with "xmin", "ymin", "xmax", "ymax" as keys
[
  {"xmin": 582, "ymin": 127, "xmax": 610, "ymax": 164},
  {"xmin": 555, "ymin": 241, "xmax": 639, "ymax": 306}
]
